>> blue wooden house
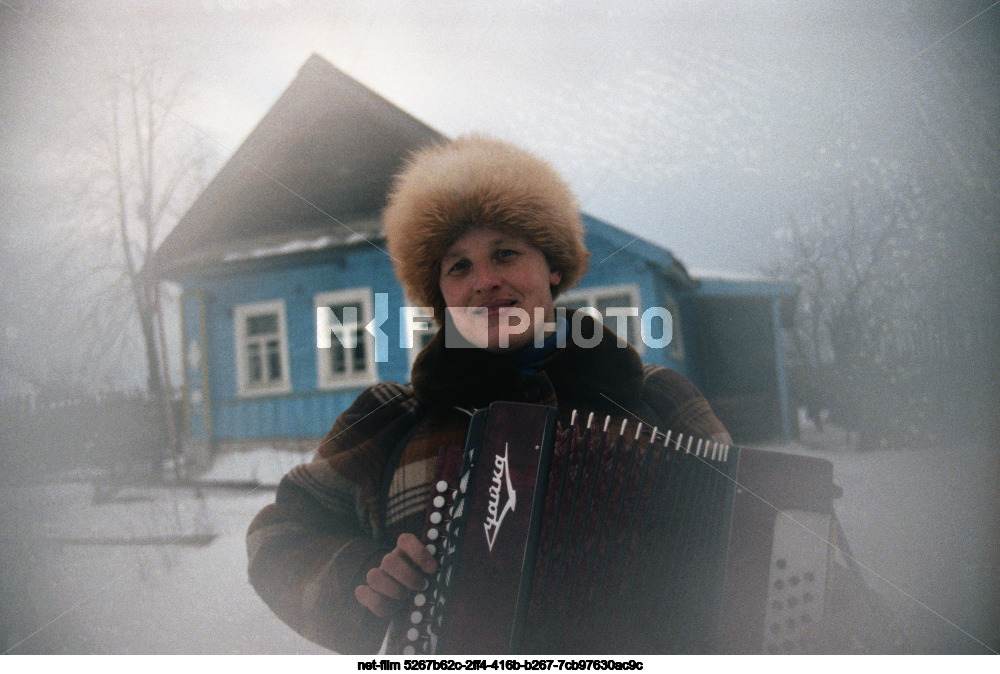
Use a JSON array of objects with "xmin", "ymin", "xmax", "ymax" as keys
[{"xmin": 148, "ymin": 55, "xmax": 796, "ymax": 466}]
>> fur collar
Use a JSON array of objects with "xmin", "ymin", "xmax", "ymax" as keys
[{"xmin": 410, "ymin": 311, "xmax": 645, "ymax": 415}]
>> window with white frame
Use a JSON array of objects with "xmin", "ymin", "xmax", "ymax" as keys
[
  {"xmin": 315, "ymin": 288, "xmax": 377, "ymax": 389},
  {"xmin": 234, "ymin": 300, "xmax": 292, "ymax": 397},
  {"xmin": 557, "ymin": 284, "xmax": 644, "ymax": 352}
]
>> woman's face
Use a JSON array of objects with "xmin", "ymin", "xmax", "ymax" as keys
[{"xmin": 439, "ymin": 228, "xmax": 562, "ymax": 352}]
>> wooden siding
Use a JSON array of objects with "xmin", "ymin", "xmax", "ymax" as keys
[
  {"xmin": 180, "ymin": 243, "xmax": 410, "ymax": 440},
  {"xmin": 176, "ymin": 228, "xmax": 796, "ymax": 442}
]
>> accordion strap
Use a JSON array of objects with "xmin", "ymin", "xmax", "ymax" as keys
[{"xmin": 803, "ymin": 513, "xmax": 910, "ymax": 653}]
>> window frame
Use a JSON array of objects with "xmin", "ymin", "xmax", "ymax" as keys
[
  {"xmin": 314, "ymin": 288, "xmax": 378, "ymax": 390},
  {"xmin": 557, "ymin": 283, "xmax": 645, "ymax": 354},
  {"xmin": 233, "ymin": 299, "xmax": 292, "ymax": 398}
]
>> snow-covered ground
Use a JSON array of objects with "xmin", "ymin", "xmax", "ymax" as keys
[
  {"xmin": 1, "ymin": 434, "xmax": 997, "ymax": 654},
  {"xmin": 760, "ymin": 428, "xmax": 999, "ymax": 654},
  {"xmin": 0, "ymin": 447, "xmax": 325, "ymax": 655}
]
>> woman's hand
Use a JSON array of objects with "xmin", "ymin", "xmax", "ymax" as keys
[{"xmin": 355, "ymin": 533, "xmax": 439, "ymax": 618}]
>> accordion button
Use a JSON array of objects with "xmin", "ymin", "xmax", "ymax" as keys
[
  {"xmin": 436, "ymin": 480, "xmax": 448, "ymax": 493},
  {"xmin": 427, "ymin": 528, "xmax": 440, "ymax": 541},
  {"xmin": 414, "ymin": 593, "xmax": 427, "ymax": 607},
  {"xmin": 426, "ymin": 543, "xmax": 437, "ymax": 555},
  {"xmin": 410, "ymin": 610, "xmax": 423, "ymax": 624},
  {"xmin": 430, "ymin": 512, "xmax": 443, "ymax": 524},
  {"xmin": 403, "ymin": 646, "xmax": 415, "ymax": 656},
  {"xmin": 407, "ymin": 628, "xmax": 419, "ymax": 641},
  {"xmin": 433, "ymin": 495, "xmax": 445, "ymax": 508}
]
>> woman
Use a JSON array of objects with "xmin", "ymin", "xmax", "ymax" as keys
[{"xmin": 246, "ymin": 135, "xmax": 731, "ymax": 653}]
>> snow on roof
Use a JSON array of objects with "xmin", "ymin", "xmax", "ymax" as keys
[
  {"xmin": 218, "ymin": 231, "xmax": 379, "ymax": 263},
  {"xmin": 687, "ymin": 267, "xmax": 777, "ymax": 283},
  {"xmin": 221, "ymin": 235, "xmax": 336, "ymax": 262},
  {"xmin": 155, "ymin": 214, "xmax": 385, "ymax": 274}
]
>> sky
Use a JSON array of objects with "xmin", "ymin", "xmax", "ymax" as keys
[{"xmin": 2, "ymin": 0, "xmax": 997, "ymax": 274}]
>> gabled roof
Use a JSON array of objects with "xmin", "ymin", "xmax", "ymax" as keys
[
  {"xmin": 149, "ymin": 54, "xmax": 790, "ymax": 300},
  {"xmin": 147, "ymin": 54, "xmax": 442, "ymax": 278}
]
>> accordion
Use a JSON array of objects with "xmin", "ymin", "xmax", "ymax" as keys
[{"xmin": 386, "ymin": 402, "xmax": 842, "ymax": 655}]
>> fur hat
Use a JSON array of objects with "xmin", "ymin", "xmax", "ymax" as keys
[{"xmin": 383, "ymin": 134, "xmax": 589, "ymax": 321}]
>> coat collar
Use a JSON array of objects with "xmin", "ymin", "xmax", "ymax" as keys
[{"xmin": 410, "ymin": 311, "xmax": 645, "ymax": 415}]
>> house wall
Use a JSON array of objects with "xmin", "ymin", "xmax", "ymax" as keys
[
  {"xmin": 180, "ymin": 290, "xmax": 210, "ymax": 440},
  {"xmin": 180, "ymin": 244, "xmax": 411, "ymax": 441},
  {"xmin": 176, "ymin": 234, "xmax": 791, "ymax": 446},
  {"xmin": 680, "ymin": 294, "xmax": 787, "ymax": 443},
  {"xmin": 572, "ymin": 233, "xmax": 691, "ymax": 378}
]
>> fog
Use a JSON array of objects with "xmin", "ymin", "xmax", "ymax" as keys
[{"xmin": 0, "ymin": 0, "xmax": 997, "ymax": 656}]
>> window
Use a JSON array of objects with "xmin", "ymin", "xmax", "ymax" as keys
[
  {"xmin": 558, "ymin": 284, "xmax": 644, "ymax": 352},
  {"xmin": 315, "ymin": 289, "xmax": 377, "ymax": 389},
  {"xmin": 234, "ymin": 300, "xmax": 291, "ymax": 397},
  {"xmin": 559, "ymin": 285, "xmax": 685, "ymax": 360}
]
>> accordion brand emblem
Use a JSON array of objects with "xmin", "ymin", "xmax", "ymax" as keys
[{"xmin": 483, "ymin": 443, "xmax": 517, "ymax": 551}]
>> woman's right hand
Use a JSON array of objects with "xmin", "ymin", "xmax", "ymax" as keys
[{"xmin": 355, "ymin": 533, "xmax": 439, "ymax": 618}]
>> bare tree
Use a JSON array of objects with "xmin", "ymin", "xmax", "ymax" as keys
[
  {"xmin": 73, "ymin": 50, "xmax": 211, "ymax": 473},
  {"xmin": 775, "ymin": 165, "xmax": 998, "ymax": 448},
  {"xmin": 771, "ymin": 5, "xmax": 1000, "ymax": 448},
  {"xmin": 0, "ymin": 11, "xmax": 220, "ymax": 473},
  {"xmin": 775, "ymin": 183, "xmax": 914, "ymax": 438}
]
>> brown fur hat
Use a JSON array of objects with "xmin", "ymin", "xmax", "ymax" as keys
[{"xmin": 383, "ymin": 134, "xmax": 589, "ymax": 321}]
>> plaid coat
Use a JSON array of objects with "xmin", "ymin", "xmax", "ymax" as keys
[{"xmin": 246, "ymin": 314, "xmax": 729, "ymax": 653}]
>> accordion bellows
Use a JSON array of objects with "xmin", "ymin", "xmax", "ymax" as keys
[{"xmin": 386, "ymin": 402, "xmax": 840, "ymax": 654}]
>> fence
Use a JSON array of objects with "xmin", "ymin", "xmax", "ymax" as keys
[
  {"xmin": 0, "ymin": 392, "xmax": 181, "ymax": 481},
  {"xmin": 786, "ymin": 322, "xmax": 998, "ymax": 449}
]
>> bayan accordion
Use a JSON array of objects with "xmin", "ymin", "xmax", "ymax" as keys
[{"xmin": 386, "ymin": 402, "xmax": 842, "ymax": 655}]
